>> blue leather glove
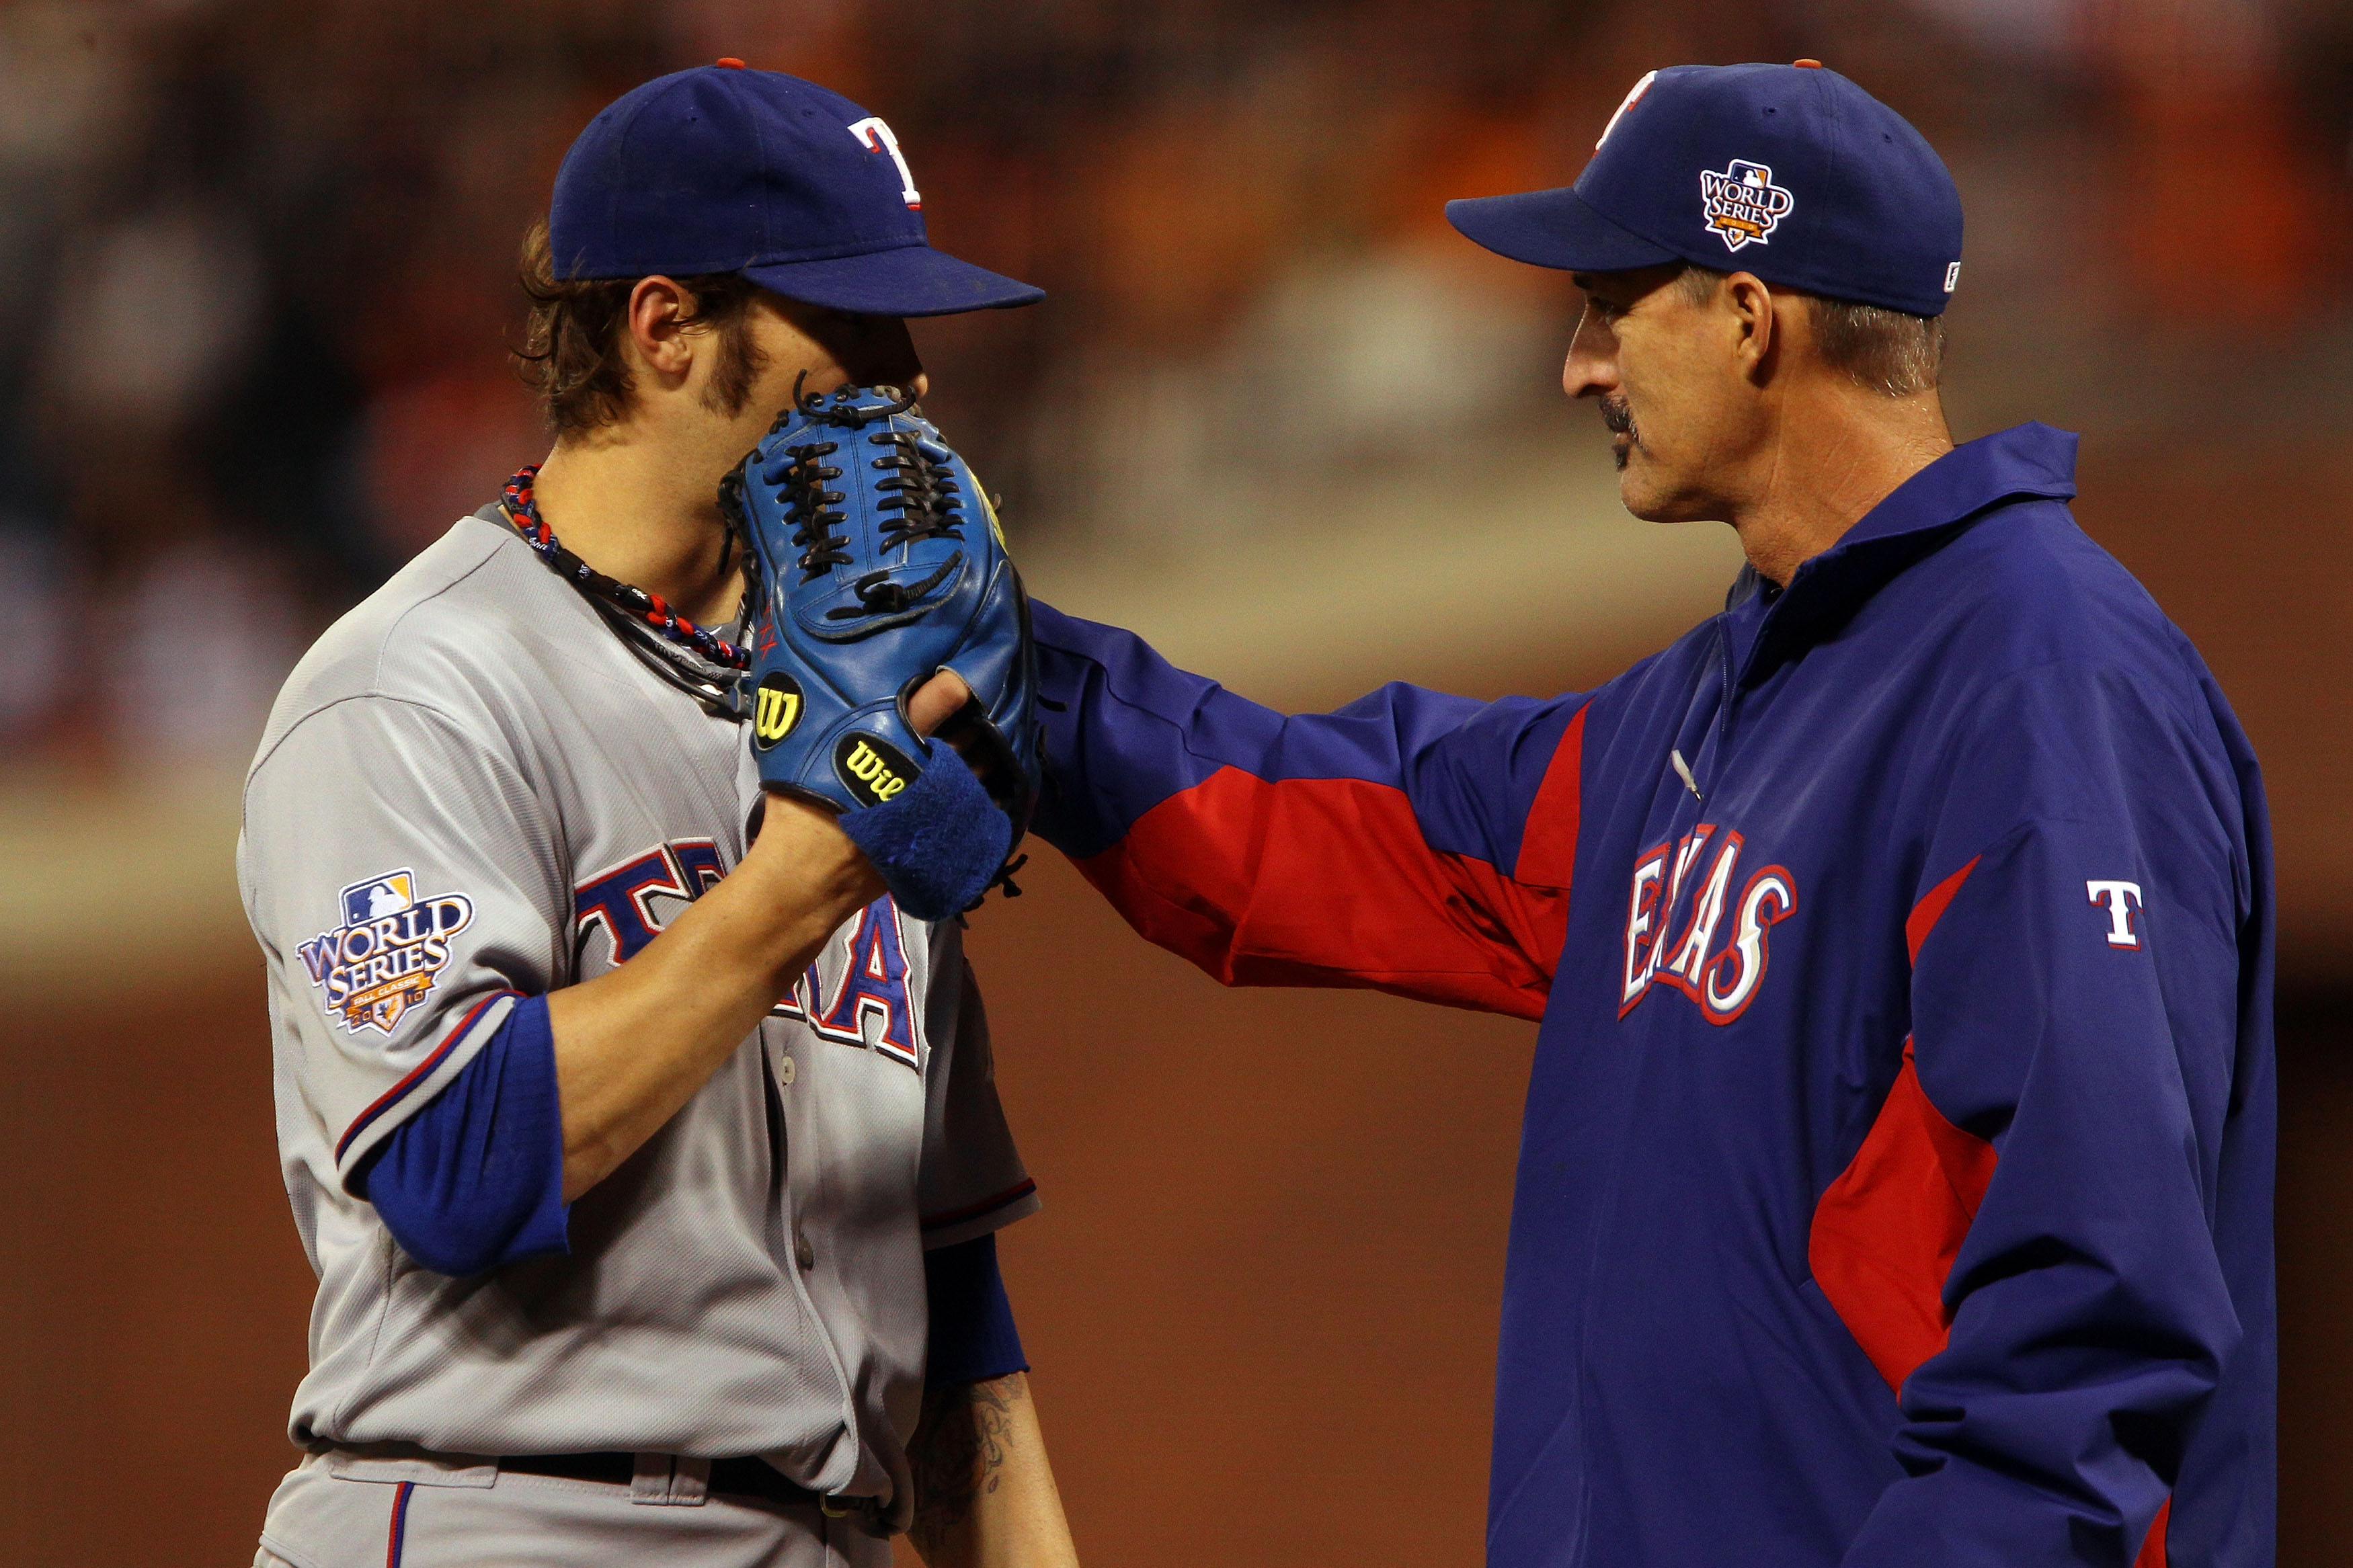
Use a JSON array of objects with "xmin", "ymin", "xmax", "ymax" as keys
[{"xmin": 723, "ymin": 382, "xmax": 1039, "ymax": 911}]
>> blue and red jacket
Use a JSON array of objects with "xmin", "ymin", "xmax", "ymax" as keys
[{"xmin": 1029, "ymin": 422, "xmax": 2273, "ymax": 1568}]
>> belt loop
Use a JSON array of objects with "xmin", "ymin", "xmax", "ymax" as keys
[
  {"xmin": 626, "ymin": 1457, "xmax": 706, "ymax": 1504},
  {"xmin": 629, "ymin": 1453, "xmax": 673, "ymax": 1505},
  {"xmin": 629, "ymin": 1453, "xmax": 711, "ymax": 1507}
]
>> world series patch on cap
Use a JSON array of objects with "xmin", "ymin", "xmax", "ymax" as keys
[{"xmin": 1445, "ymin": 63, "xmax": 1964, "ymax": 317}]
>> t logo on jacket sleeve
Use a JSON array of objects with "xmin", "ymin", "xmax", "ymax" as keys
[{"xmin": 2086, "ymin": 879, "xmax": 2145, "ymax": 948}]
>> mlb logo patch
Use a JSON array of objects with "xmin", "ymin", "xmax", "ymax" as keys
[
  {"xmin": 342, "ymin": 872, "xmax": 416, "ymax": 927},
  {"xmin": 1700, "ymin": 159, "xmax": 1795, "ymax": 251}
]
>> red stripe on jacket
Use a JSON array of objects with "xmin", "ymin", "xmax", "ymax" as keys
[
  {"xmin": 1812, "ymin": 857, "xmax": 2173, "ymax": 1565},
  {"xmin": 1072, "ymin": 709, "xmax": 1583, "ymax": 1022},
  {"xmin": 1515, "ymin": 706, "xmax": 1585, "ymax": 892},
  {"xmin": 2137, "ymin": 1499, "xmax": 2171, "ymax": 1568},
  {"xmin": 1904, "ymin": 854, "xmax": 1980, "ymax": 963},
  {"xmin": 1808, "ymin": 1036, "xmax": 1997, "ymax": 1391},
  {"xmin": 1810, "ymin": 856, "xmax": 1995, "ymax": 1391}
]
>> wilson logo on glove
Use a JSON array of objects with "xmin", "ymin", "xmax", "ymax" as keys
[
  {"xmin": 752, "ymin": 673, "xmax": 803, "ymax": 750},
  {"xmin": 836, "ymin": 735, "xmax": 917, "ymax": 807}
]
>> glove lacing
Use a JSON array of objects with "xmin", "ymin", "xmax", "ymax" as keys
[
  {"xmin": 870, "ymin": 433, "xmax": 966, "ymax": 552},
  {"xmin": 770, "ymin": 373, "xmax": 975, "ymax": 620},
  {"xmin": 822, "ymin": 434, "xmax": 972, "ymax": 620},
  {"xmin": 779, "ymin": 441, "xmax": 852, "ymax": 581}
]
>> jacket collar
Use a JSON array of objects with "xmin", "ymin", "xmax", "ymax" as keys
[{"xmin": 1730, "ymin": 421, "xmax": 2079, "ymax": 686}]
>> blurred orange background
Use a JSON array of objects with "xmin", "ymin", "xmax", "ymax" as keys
[{"xmin": 1, "ymin": 2, "xmax": 2347, "ymax": 1564}]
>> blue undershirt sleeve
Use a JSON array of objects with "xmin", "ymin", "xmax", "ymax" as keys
[
  {"xmin": 353, "ymin": 994, "xmax": 571, "ymax": 1277},
  {"xmin": 924, "ymin": 1232, "xmax": 1028, "ymax": 1390}
]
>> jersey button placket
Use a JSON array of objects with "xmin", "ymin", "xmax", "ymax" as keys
[{"xmin": 795, "ymin": 1231, "xmax": 816, "ymax": 1271}]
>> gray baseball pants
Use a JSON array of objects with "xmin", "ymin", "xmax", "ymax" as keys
[{"xmin": 253, "ymin": 1449, "xmax": 893, "ymax": 1567}]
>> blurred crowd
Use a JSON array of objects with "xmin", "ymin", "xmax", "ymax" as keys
[{"xmin": 0, "ymin": 0, "xmax": 2346, "ymax": 770}]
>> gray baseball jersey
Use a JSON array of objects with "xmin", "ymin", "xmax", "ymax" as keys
[{"xmin": 237, "ymin": 507, "xmax": 1037, "ymax": 1524}]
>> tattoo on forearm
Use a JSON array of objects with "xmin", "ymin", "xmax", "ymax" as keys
[{"xmin": 910, "ymin": 1372, "xmax": 1024, "ymax": 1559}]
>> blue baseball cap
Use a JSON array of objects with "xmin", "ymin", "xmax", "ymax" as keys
[
  {"xmin": 1447, "ymin": 63, "xmax": 1963, "ymax": 317},
  {"xmin": 549, "ymin": 62, "xmax": 1043, "ymax": 317}
]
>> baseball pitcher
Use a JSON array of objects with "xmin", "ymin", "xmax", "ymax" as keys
[{"xmin": 240, "ymin": 63, "xmax": 1077, "ymax": 1568}]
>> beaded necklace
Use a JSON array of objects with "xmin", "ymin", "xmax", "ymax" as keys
[{"xmin": 502, "ymin": 464, "xmax": 750, "ymax": 670}]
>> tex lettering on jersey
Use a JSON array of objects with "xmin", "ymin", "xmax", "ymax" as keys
[
  {"xmin": 772, "ymin": 897, "xmax": 920, "ymax": 1070},
  {"xmin": 573, "ymin": 845, "xmax": 920, "ymax": 1071},
  {"xmin": 572, "ymin": 839, "xmax": 727, "ymax": 966},
  {"xmin": 1620, "ymin": 824, "xmax": 1798, "ymax": 1024},
  {"xmin": 298, "ymin": 870, "xmax": 477, "ymax": 1034}
]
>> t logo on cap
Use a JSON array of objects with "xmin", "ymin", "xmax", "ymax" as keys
[
  {"xmin": 1597, "ymin": 70, "xmax": 1658, "ymax": 151},
  {"xmin": 548, "ymin": 66, "xmax": 1041, "ymax": 317},
  {"xmin": 848, "ymin": 117, "xmax": 922, "ymax": 212}
]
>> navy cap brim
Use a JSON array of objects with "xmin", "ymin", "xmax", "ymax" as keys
[
  {"xmin": 742, "ymin": 243, "xmax": 1043, "ymax": 317},
  {"xmin": 1445, "ymin": 188, "xmax": 1679, "ymax": 275}
]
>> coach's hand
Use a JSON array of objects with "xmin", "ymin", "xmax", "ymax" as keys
[
  {"xmin": 908, "ymin": 667, "xmax": 975, "ymax": 739},
  {"xmin": 833, "ymin": 665, "xmax": 1009, "ymax": 921}
]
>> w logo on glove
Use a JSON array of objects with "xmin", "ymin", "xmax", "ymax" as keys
[{"xmin": 752, "ymin": 672, "xmax": 803, "ymax": 749}]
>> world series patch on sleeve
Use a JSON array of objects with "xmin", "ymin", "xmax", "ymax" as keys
[{"xmin": 296, "ymin": 870, "xmax": 477, "ymax": 1034}]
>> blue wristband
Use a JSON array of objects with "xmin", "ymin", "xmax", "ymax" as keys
[
  {"xmin": 924, "ymin": 1232, "xmax": 1028, "ymax": 1389},
  {"xmin": 835, "ymin": 739, "xmax": 1012, "ymax": 921}
]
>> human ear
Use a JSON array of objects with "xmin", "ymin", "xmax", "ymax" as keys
[
  {"xmin": 1723, "ymin": 272, "xmax": 1776, "ymax": 382},
  {"xmin": 625, "ymin": 276, "xmax": 695, "ymax": 380}
]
